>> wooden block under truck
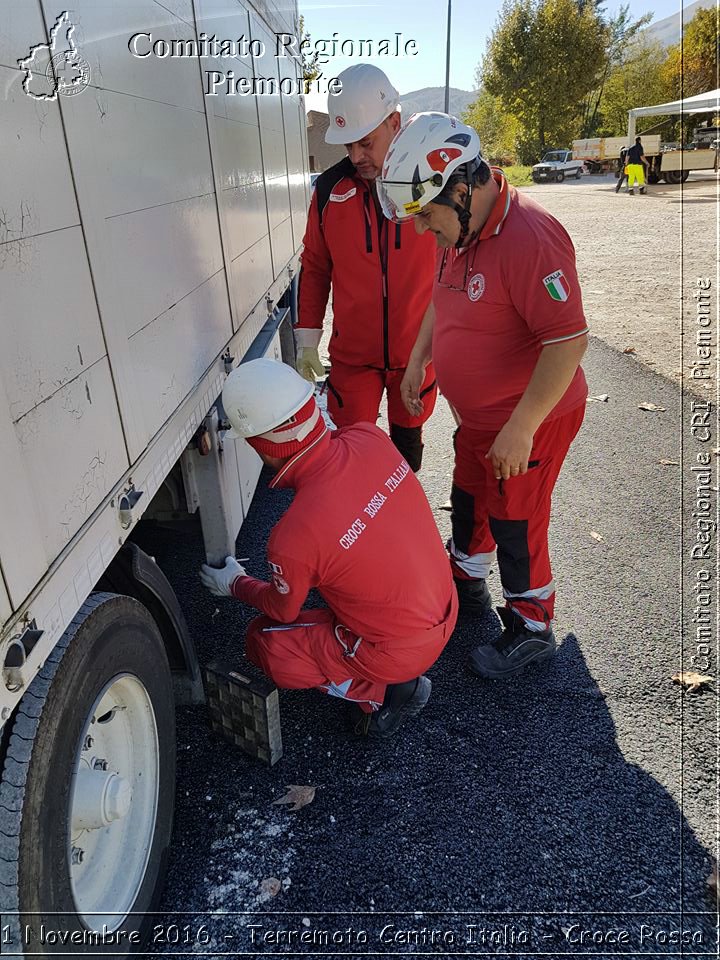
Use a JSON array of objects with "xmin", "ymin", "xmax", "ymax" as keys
[{"xmin": 0, "ymin": 1, "xmax": 310, "ymax": 954}]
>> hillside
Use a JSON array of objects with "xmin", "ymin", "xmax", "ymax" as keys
[
  {"xmin": 642, "ymin": 0, "xmax": 715, "ymax": 47},
  {"xmin": 399, "ymin": 86, "xmax": 477, "ymax": 117}
]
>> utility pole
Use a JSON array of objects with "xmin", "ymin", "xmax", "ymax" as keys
[{"xmin": 443, "ymin": 0, "xmax": 452, "ymax": 113}]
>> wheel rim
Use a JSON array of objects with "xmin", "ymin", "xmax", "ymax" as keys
[{"xmin": 69, "ymin": 674, "xmax": 160, "ymax": 931}]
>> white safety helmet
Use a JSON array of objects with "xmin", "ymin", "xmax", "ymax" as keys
[
  {"xmin": 377, "ymin": 112, "xmax": 482, "ymax": 224},
  {"xmin": 326, "ymin": 64, "xmax": 400, "ymax": 144},
  {"xmin": 222, "ymin": 358, "xmax": 314, "ymax": 442}
]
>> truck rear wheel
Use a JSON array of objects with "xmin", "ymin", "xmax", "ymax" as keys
[
  {"xmin": 0, "ymin": 593, "xmax": 175, "ymax": 956},
  {"xmin": 556, "ymin": 171, "xmax": 565, "ymax": 183},
  {"xmin": 664, "ymin": 169, "xmax": 683, "ymax": 185}
]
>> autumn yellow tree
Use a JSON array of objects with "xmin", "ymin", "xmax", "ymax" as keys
[
  {"xmin": 663, "ymin": 7, "xmax": 719, "ymax": 99},
  {"xmin": 599, "ymin": 38, "xmax": 673, "ymax": 135}
]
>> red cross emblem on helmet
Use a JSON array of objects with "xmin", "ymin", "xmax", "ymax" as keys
[
  {"xmin": 426, "ymin": 146, "xmax": 462, "ymax": 173},
  {"xmin": 335, "ymin": 115, "xmax": 346, "ymax": 127}
]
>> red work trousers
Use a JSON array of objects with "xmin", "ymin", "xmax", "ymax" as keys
[
  {"xmin": 324, "ymin": 360, "xmax": 438, "ymax": 471},
  {"xmin": 449, "ymin": 405, "xmax": 585, "ymax": 630},
  {"xmin": 246, "ymin": 606, "xmax": 454, "ymax": 713}
]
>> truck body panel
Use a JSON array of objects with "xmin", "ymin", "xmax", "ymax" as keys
[
  {"xmin": 572, "ymin": 135, "xmax": 662, "ymax": 162},
  {"xmin": 1, "ymin": 0, "xmax": 308, "ymax": 721},
  {"xmin": 661, "ymin": 148, "xmax": 717, "ymax": 172}
]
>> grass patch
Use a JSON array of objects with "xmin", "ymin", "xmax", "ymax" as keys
[{"xmin": 500, "ymin": 165, "xmax": 533, "ymax": 186}]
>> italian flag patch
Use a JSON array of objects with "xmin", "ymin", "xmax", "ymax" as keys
[{"xmin": 543, "ymin": 269, "xmax": 570, "ymax": 302}]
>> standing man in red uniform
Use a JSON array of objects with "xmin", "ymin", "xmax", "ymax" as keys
[
  {"xmin": 295, "ymin": 64, "xmax": 438, "ymax": 472},
  {"xmin": 378, "ymin": 113, "xmax": 588, "ymax": 680},
  {"xmin": 199, "ymin": 359, "xmax": 458, "ymax": 737}
]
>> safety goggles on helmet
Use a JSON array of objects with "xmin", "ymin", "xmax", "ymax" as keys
[
  {"xmin": 377, "ymin": 172, "xmax": 445, "ymax": 223},
  {"xmin": 377, "ymin": 112, "xmax": 482, "ymax": 224}
]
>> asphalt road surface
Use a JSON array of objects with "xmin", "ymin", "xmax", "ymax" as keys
[{"xmin": 136, "ymin": 336, "xmax": 718, "ymax": 959}]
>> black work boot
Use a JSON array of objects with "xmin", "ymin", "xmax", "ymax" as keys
[
  {"xmin": 454, "ymin": 577, "xmax": 492, "ymax": 616},
  {"xmin": 352, "ymin": 676, "xmax": 432, "ymax": 739},
  {"xmin": 468, "ymin": 607, "xmax": 556, "ymax": 679}
]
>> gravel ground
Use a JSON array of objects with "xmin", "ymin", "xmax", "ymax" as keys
[
  {"xmin": 521, "ymin": 171, "xmax": 717, "ymax": 398},
  {"xmin": 133, "ymin": 176, "xmax": 718, "ymax": 957}
]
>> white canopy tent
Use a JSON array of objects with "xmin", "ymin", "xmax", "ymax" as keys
[{"xmin": 627, "ymin": 88, "xmax": 720, "ymax": 140}]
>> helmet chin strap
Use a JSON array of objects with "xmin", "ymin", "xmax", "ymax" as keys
[{"xmin": 431, "ymin": 180, "xmax": 474, "ymax": 247}]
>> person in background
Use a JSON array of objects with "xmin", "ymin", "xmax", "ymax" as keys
[
  {"xmin": 625, "ymin": 137, "xmax": 649, "ymax": 195},
  {"xmin": 615, "ymin": 145, "xmax": 628, "ymax": 194}
]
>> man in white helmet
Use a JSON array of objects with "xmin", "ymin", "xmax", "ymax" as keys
[
  {"xmin": 295, "ymin": 64, "xmax": 438, "ymax": 473},
  {"xmin": 199, "ymin": 359, "xmax": 457, "ymax": 738},
  {"xmin": 378, "ymin": 113, "xmax": 588, "ymax": 681}
]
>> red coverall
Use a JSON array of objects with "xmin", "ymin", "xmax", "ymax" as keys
[
  {"xmin": 297, "ymin": 157, "xmax": 438, "ymax": 471},
  {"xmin": 432, "ymin": 170, "xmax": 588, "ymax": 631},
  {"xmin": 233, "ymin": 424, "xmax": 458, "ymax": 710}
]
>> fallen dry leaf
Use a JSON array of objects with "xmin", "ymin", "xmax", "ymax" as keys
[
  {"xmin": 260, "ymin": 877, "xmax": 282, "ymax": 898},
  {"xmin": 638, "ymin": 402, "xmax": 666, "ymax": 412},
  {"xmin": 623, "ymin": 346, "xmax": 636, "ymax": 354},
  {"xmin": 587, "ymin": 394, "xmax": 609, "ymax": 403},
  {"xmin": 439, "ymin": 500, "xmax": 452, "ymax": 511},
  {"xmin": 272, "ymin": 784, "xmax": 317, "ymax": 812},
  {"xmin": 658, "ymin": 459, "xmax": 679, "ymax": 466},
  {"xmin": 589, "ymin": 531, "xmax": 604, "ymax": 542},
  {"xmin": 672, "ymin": 672, "xmax": 714, "ymax": 693}
]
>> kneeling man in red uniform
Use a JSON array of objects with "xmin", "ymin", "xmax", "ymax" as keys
[{"xmin": 200, "ymin": 358, "xmax": 458, "ymax": 738}]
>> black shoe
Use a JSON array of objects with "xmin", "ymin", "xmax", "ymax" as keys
[
  {"xmin": 628, "ymin": 189, "xmax": 634, "ymax": 195},
  {"xmin": 352, "ymin": 676, "xmax": 431, "ymax": 739},
  {"xmin": 454, "ymin": 577, "xmax": 492, "ymax": 616},
  {"xmin": 468, "ymin": 607, "xmax": 556, "ymax": 679},
  {"xmin": 639, "ymin": 186, "xmax": 646, "ymax": 194}
]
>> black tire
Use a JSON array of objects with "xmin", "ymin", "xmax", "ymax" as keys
[
  {"xmin": 0, "ymin": 593, "xmax": 175, "ymax": 957},
  {"xmin": 575, "ymin": 166, "xmax": 582, "ymax": 179},
  {"xmin": 681, "ymin": 170, "xmax": 690, "ymax": 182},
  {"xmin": 555, "ymin": 171, "xmax": 565, "ymax": 183},
  {"xmin": 647, "ymin": 170, "xmax": 660, "ymax": 184},
  {"xmin": 664, "ymin": 169, "xmax": 683, "ymax": 185}
]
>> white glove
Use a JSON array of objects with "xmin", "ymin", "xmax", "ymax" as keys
[
  {"xmin": 294, "ymin": 328, "xmax": 325, "ymax": 382},
  {"xmin": 296, "ymin": 347, "xmax": 325, "ymax": 382},
  {"xmin": 199, "ymin": 556, "xmax": 247, "ymax": 597}
]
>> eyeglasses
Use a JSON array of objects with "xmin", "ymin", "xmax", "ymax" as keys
[{"xmin": 436, "ymin": 243, "xmax": 480, "ymax": 292}]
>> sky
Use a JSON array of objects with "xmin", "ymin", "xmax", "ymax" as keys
[{"xmin": 300, "ymin": 0, "xmax": 696, "ymax": 111}]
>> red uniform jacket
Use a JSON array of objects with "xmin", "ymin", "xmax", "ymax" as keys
[
  {"xmin": 233, "ymin": 425, "xmax": 457, "ymax": 671},
  {"xmin": 297, "ymin": 158, "xmax": 436, "ymax": 370}
]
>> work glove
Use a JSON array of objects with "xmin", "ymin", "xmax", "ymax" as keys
[
  {"xmin": 294, "ymin": 327, "xmax": 324, "ymax": 382},
  {"xmin": 296, "ymin": 347, "xmax": 325, "ymax": 382},
  {"xmin": 199, "ymin": 556, "xmax": 247, "ymax": 597}
]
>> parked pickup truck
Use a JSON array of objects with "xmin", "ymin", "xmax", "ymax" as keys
[{"xmin": 531, "ymin": 150, "xmax": 584, "ymax": 182}]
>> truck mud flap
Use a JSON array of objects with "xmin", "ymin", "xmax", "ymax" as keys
[{"xmin": 98, "ymin": 542, "xmax": 204, "ymax": 704}]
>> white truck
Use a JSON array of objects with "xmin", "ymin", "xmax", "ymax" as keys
[
  {"xmin": 1, "ymin": 0, "xmax": 309, "ymax": 953},
  {"xmin": 531, "ymin": 149, "xmax": 584, "ymax": 183}
]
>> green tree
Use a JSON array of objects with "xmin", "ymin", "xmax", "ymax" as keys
[
  {"xmin": 482, "ymin": 0, "xmax": 608, "ymax": 159},
  {"xmin": 462, "ymin": 89, "xmax": 520, "ymax": 164},
  {"xmin": 599, "ymin": 38, "xmax": 672, "ymax": 135},
  {"xmin": 298, "ymin": 15, "xmax": 320, "ymax": 90},
  {"xmin": 578, "ymin": 5, "xmax": 653, "ymax": 136}
]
